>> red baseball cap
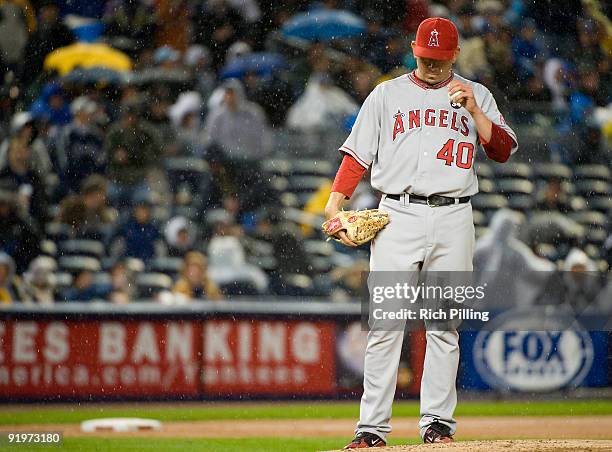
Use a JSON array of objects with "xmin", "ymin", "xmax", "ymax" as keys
[{"xmin": 412, "ymin": 17, "xmax": 459, "ymax": 60}]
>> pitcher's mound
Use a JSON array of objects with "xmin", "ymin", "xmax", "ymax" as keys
[{"xmin": 323, "ymin": 439, "xmax": 612, "ymax": 452}]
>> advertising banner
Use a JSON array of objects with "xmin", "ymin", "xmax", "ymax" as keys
[
  {"xmin": 201, "ymin": 320, "xmax": 337, "ymax": 395},
  {"xmin": 0, "ymin": 320, "xmax": 202, "ymax": 398}
]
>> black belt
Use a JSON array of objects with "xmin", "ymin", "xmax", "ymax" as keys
[{"xmin": 385, "ymin": 193, "xmax": 470, "ymax": 207}]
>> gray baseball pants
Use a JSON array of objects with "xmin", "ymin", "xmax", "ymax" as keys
[{"xmin": 357, "ymin": 194, "xmax": 474, "ymax": 440}]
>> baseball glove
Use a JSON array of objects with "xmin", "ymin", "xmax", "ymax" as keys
[{"xmin": 322, "ymin": 209, "xmax": 390, "ymax": 245}]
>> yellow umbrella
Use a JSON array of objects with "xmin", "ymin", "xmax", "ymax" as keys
[{"xmin": 44, "ymin": 42, "xmax": 132, "ymax": 75}]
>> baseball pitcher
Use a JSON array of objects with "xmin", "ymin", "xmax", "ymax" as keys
[{"xmin": 324, "ymin": 17, "xmax": 518, "ymax": 448}]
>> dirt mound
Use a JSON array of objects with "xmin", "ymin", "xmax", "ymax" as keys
[{"xmin": 323, "ymin": 440, "xmax": 612, "ymax": 452}]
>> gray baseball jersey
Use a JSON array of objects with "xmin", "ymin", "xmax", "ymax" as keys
[
  {"xmin": 339, "ymin": 71, "xmax": 518, "ymax": 197},
  {"xmin": 343, "ymin": 71, "xmax": 518, "ymax": 442}
]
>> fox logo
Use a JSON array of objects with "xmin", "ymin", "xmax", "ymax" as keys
[
  {"xmin": 428, "ymin": 29, "xmax": 439, "ymax": 47},
  {"xmin": 393, "ymin": 110, "xmax": 405, "ymax": 141}
]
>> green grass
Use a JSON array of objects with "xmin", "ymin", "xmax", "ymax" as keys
[
  {"xmin": 2, "ymin": 400, "xmax": 612, "ymax": 426},
  {"xmin": 1, "ymin": 437, "xmax": 420, "ymax": 452}
]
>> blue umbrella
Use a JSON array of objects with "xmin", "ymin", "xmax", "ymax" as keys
[
  {"xmin": 220, "ymin": 52, "xmax": 287, "ymax": 79},
  {"xmin": 63, "ymin": 66, "xmax": 126, "ymax": 85},
  {"xmin": 282, "ymin": 9, "xmax": 366, "ymax": 41}
]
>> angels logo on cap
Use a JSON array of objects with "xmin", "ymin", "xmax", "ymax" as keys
[
  {"xmin": 412, "ymin": 17, "xmax": 458, "ymax": 60},
  {"xmin": 428, "ymin": 29, "xmax": 439, "ymax": 47}
]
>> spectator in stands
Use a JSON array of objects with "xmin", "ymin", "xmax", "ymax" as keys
[
  {"xmin": 120, "ymin": 199, "xmax": 161, "ymax": 262},
  {"xmin": 58, "ymin": 96, "xmax": 106, "ymax": 194},
  {"xmin": 30, "ymin": 83, "xmax": 72, "ymax": 127},
  {"xmin": 104, "ymin": 101, "xmax": 161, "ymax": 207},
  {"xmin": 474, "ymin": 209, "xmax": 555, "ymax": 307},
  {"xmin": 169, "ymin": 91, "xmax": 205, "ymax": 157},
  {"xmin": 538, "ymin": 248, "xmax": 601, "ymax": 312},
  {"xmin": 360, "ymin": 9, "xmax": 391, "ymax": 70},
  {"xmin": 173, "ymin": 251, "xmax": 223, "ymax": 301},
  {"xmin": 194, "ymin": 0, "xmax": 245, "ymax": 70},
  {"xmin": 0, "ymin": 190, "xmax": 41, "ymax": 274},
  {"xmin": 543, "ymin": 58, "xmax": 571, "ymax": 111},
  {"xmin": 145, "ymin": 89, "xmax": 178, "ymax": 156},
  {"xmin": 62, "ymin": 268, "xmax": 111, "ymax": 302},
  {"xmin": 22, "ymin": 1, "xmax": 73, "ymax": 86},
  {"xmin": 184, "ymin": 45, "xmax": 217, "ymax": 105},
  {"xmin": 107, "ymin": 260, "xmax": 137, "ymax": 303},
  {"xmin": 207, "ymin": 215, "xmax": 268, "ymax": 295},
  {"xmin": 0, "ymin": 112, "xmax": 54, "ymax": 186},
  {"xmin": 165, "ymin": 216, "xmax": 198, "ymax": 257},
  {"xmin": 0, "ymin": 0, "xmax": 33, "ymax": 76},
  {"xmin": 0, "ymin": 252, "xmax": 24, "ymax": 303},
  {"xmin": 286, "ymin": 73, "xmax": 357, "ymax": 132},
  {"xmin": 243, "ymin": 71, "xmax": 293, "ymax": 127},
  {"xmin": 103, "ymin": 0, "xmax": 156, "ymax": 51},
  {"xmin": 511, "ymin": 18, "xmax": 545, "ymax": 79},
  {"xmin": 0, "ymin": 136, "xmax": 47, "ymax": 228},
  {"xmin": 22, "ymin": 255, "xmax": 58, "ymax": 304},
  {"xmin": 56, "ymin": 175, "xmax": 116, "ymax": 238},
  {"xmin": 535, "ymin": 178, "xmax": 571, "ymax": 212},
  {"xmin": 329, "ymin": 259, "xmax": 369, "ymax": 302},
  {"xmin": 154, "ymin": 0, "xmax": 191, "ymax": 51},
  {"xmin": 204, "ymin": 78, "xmax": 272, "ymax": 161}
]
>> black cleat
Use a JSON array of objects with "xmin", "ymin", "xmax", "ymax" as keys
[
  {"xmin": 423, "ymin": 421, "xmax": 454, "ymax": 443},
  {"xmin": 344, "ymin": 432, "xmax": 387, "ymax": 449}
]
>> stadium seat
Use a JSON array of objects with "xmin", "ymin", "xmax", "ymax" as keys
[
  {"xmin": 291, "ymin": 159, "xmax": 333, "ymax": 176},
  {"xmin": 475, "ymin": 226, "xmax": 489, "ymax": 239},
  {"xmin": 92, "ymin": 272, "xmax": 112, "ymax": 285},
  {"xmin": 478, "ymin": 179, "xmax": 496, "ymax": 193},
  {"xmin": 172, "ymin": 205, "xmax": 200, "ymax": 220},
  {"xmin": 475, "ymin": 162, "xmax": 493, "ymax": 179},
  {"xmin": 261, "ymin": 159, "xmax": 292, "ymax": 176},
  {"xmin": 496, "ymin": 179, "xmax": 534, "ymax": 195},
  {"xmin": 147, "ymin": 257, "xmax": 183, "ymax": 275},
  {"xmin": 587, "ymin": 196, "xmax": 612, "ymax": 212},
  {"xmin": 46, "ymin": 222, "xmax": 72, "ymax": 242},
  {"xmin": 584, "ymin": 244, "xmax": 602, "ymax": 260},
  {"xmin": 58, "ymin": 256, "xmax": 101, "ymax": 273},
  {"xmin": 288, "ymin": 175, "xmax": 329, "ymax": 192},
  {"xmin": 270, "ymin": 176, "xmax": 289, "ymax": 192},
  {"xmin": 569, "ymin": 211, "xmax": 608, "ymax": 227},
  {"xmin": 219, "ymin": 281, "xmax": 259, "ymax": 297},
  {"xmin": 471, "ymin": 194, "xmax": 509, "ymax": 210},
  {"xmin": 586, "ymin": 227, "xmax": 607, "ymax": 245},
  {"xmin": 40, "ymin": 239, "xmax": 57, "ymax": 257},
  {"xmin": 472, "ymin": 209, "xmax": 486, "ymax": 226},
  {"xmin": 493, "ymin": 162, "xmax": 533, "ymax": 179},
  {"xmin": 568, "ymin": 195, "xmax": 588, "ymax": 212},
  {"xmin": 575, "ymin": 180, "xmax": 610, "ymax": 197},
  {"xmin": 280, "ymin": 192, "xmax": 299, "ymax": 208},
  {"xmin": 55, "ymin": 272, "xmax": 73, "ymax": 291},
  {"xmin": 574, "ymin": 164, "xmax": 610, "ymax": 181},
  {"xmin": 310, "ymin": 256, "xmax": 333, "ymax": 273},
  {"xmin": 534, "ymin": 243, "xmax": 560, "ymax": 261},
  {"xmin": 304, "ymin": 240, "xmax": 334, "ymax": 256},
  {"xmin": 247, "ymin": 255, "xmax": 278, "ymax": 271},
  {"xmin": 165, "ymin": 157, "xmax": 210, "ymax": 192},
  {"xmin": 533, "ymin": 162, "xmax": 572, "ymax": 180},
  {"xmin": 135, "ymin": 272, "xmax": 173, "ymax": 299},
  {"xmin": 507, "ymin": 194, "xmax": 535, "ymax": 211},
  {"xmin": 59, "ymin": 240, "xmax": 105, "ymax": 258}
]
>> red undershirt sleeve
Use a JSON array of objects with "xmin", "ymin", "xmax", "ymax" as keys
[
  {"xmin": 331, "ymin": 154, "xmax": 367, "ymax": 199},
  {"xmin": 480, "ymin": 123, "xmax": 514, "ymax": 163}
]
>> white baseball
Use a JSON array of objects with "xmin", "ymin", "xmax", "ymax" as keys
[{"xmin": 449, "ymin": 90, "xmax": 464, "ymax": 100}]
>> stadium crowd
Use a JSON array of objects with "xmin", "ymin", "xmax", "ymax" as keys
[{"xmin": 0, "ymin": 0, "xmax": 610, "ymax": 304}]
